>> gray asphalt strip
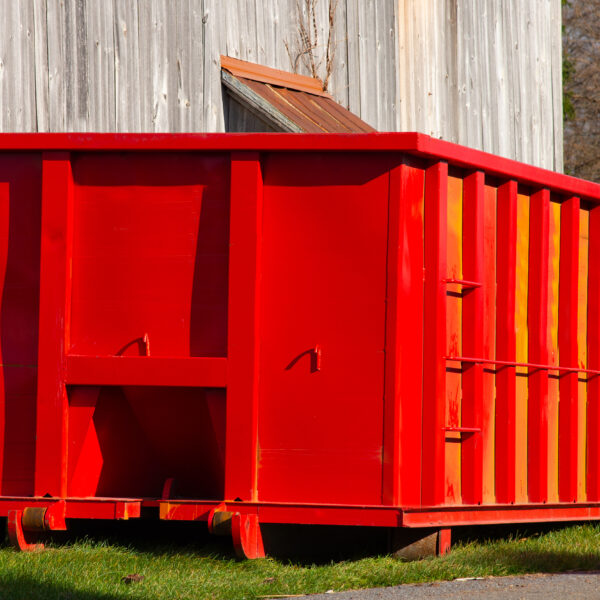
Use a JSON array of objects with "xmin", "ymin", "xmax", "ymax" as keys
[{"xmin": 290, "ymin": 571, "xmax": 600, "ymax": 599}]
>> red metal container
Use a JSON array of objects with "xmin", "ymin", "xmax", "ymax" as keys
[{"xmin": 2, "ymin": 133, "xmax": 600, "ymax": 557}]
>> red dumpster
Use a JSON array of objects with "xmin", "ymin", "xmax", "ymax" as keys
[{"xmin": 2, "ymin": 133, "xmax": 600, "ymax": 558}]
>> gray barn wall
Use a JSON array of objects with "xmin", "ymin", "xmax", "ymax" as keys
[{"xmin": 0, "ymin": 0, "xmax": 562, "ymax": 170}]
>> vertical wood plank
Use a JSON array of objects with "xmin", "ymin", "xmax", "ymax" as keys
[
  {"xmin": 224, "ymin": 0, "xmax": 241, "ymax": 59},
  {"xmin": 422, "ymin": 161, "xmax": 448, "ymax": 507},
  {"xmin": 444, "ymin": 0, "xmax": 458, "ymax": 144},
  {"xmin": 346, "ymin": 0, "xmax": 360, "ymax": 117},
  {"xmin": 150, "ymin": 0, "xmax": 171, "ymax": 132},
  {"xmin": 329, "ymin": 0, "xmax": 349, "ymax": 108},
  {"xmin": 527, "ymin": 188, "xmax": 550, "ymax": 503},
  {"xmin": 114, "ymin": 0, "xmax": 142, "ymax": 132},
  {"xmin": 550, "ymin": 0, "xmax": 564, "ymax": 172},
  {"xmin": 491, "ymin": 0, "xmax": 508, "ymax": 158},
  {"xmin": 383, "ymin": 163, "xmax": 424, "ymax": 507},
  {"xmin": 495, "ymin": 180, "xmax": 517, "ymax": 504},
  {"xmin": 396, "ymin": 0, "xmax": 413, "ymax": 133},
  {"xmin": 379, "ymin": 0, "xmax": 396, "ymax": 131},
  {"xmin": 558, "ymin": 196, "xmax": 580, "ymax": 502},
  {"xmin": 461, "ymin": 170, "xmax": 484, "ymax": 505},
  {"xmin": 225, "ymin": 152, "xmax": 263, "ymax": 502},
  {"xmin": 479, "ymin": 0, "xmax": 493, "ymax": 153},
  {"xmin": 274, "ymin": 0, "xmax": 292, "ymax": 70},
  {"xmin": 34, "ymin": 153, "xmax": 74, "ymax": 497},
  {"xmin": 46, "ymin": 0, "xmax": 90, "ymax": 131},
  {"xmin": 357, "ymin": 0, "xmax": 376, "ymax": 128},
  {"xmin": 173, "ymin": 0, "xmax": 194, "ymax": 131},
  {"xmin": 32, "ymin": 0, "xmax": 50, "ymax": 131},
  {"xmin": 502, "ymin": 0, "xmax": 519, "ymax": 161},
  {"xmin": 202, "ymin": 0, "xmax": 225, "ymax": 132},
  {"xmin": 46, "ymin": 0, "xmax": 67, "ymax": 131},
  {"xmin": 188, "ymin": 0, "xmax": 205, "ymax": 131},
  {"xmin": 412, "ymin": 0, "xmax": 426, "ymax": 134},
  {"xmin": 136, "ymin": 0, "xmax": 154, "ymax": 132},
  {"xmin": 87, "ymin": 0, "xmax": 115, "ymax": 131},
  {"xmin": 526, "ymin": 1, "xmax": 540, "ymax": 168},
  {"xmin": 254, "ymin": 0, "xmax": 267, "ymax": 66},
  {"xmin": 587, "ymin": 207, "xmax": 600, "ymax": 501},
  {"xmin": 0, "ymin": 1, "xmax": 37, "ymax": 131}
]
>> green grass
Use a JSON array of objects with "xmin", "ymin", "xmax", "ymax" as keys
[{"xmin": 1, "ymin": 522, "xmax": 600, "ymax": 599}]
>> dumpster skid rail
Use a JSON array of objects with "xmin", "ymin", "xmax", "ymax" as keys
[{"xmin": 2, "ymin": 133, "xmax": 600, "ymax": 558}]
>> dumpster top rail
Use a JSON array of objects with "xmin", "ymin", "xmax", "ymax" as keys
[{"xmin": 0, "ymin": 132, "xmax": 599, "ymax": 202}]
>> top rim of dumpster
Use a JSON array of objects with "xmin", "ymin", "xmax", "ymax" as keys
[{"xmin": 0, "ymin": 132, "xmax": 598, "ymax": 202}]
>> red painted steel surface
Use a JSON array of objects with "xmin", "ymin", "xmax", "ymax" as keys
[
  {"xmin": 559, "ymin": 197, "xmax": 580, "ymax": 502},
  {"xmin": 422, "ymin": 162, "xmax": 448, "ymax": 507},
  {"xmin": 226, "ymin": 153, "xmax": 262, "ymax": 502},
  {"xmin": 527, "ymin": 189, "xmax": 551, "ymax": 503},
  {"xmin": 495, "ymin": 181, "xmax": 518, "ymax": 504},
  {"xmin": 461, "ymin": 171, "xmax": 484, "ymax": 505},
  {"xmin": 257, "ymin": 153, "xmax": 388, "ymax": 504},
  {"xmin": 383, "ymin": 164, "xmax": 424, "ymax": 507},
  {"xmin": 588, "ymin": 207, "xmax": 600, "ymax": 501},
  {"xmin": 2, "ymin": 133, "xmax": 600, "ymax": 548}
]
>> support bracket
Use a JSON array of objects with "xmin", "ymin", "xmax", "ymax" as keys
[
  {"xmin": 8, "ymin": 510, "xmax": 43, "ymax": 551},
  {"xmin": 7, "ymin": 501, "xmax": 67, "ymax": 552},
  {"xmin": 208, "ymin": 504, "xmax": 265, "ymax": 559}
]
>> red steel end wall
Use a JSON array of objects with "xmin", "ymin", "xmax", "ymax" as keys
[{"xmin": 1, "ymin": 134, "xmax": 600, "ymax": 512}]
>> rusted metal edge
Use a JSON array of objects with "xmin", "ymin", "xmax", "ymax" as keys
[
  {"xmin": 220, "ymin": 55, "xmax": 330, "ymax": 98},
  {"xmin": 222, "ymin": 71, "xmax": 303, "ymax": 133}
]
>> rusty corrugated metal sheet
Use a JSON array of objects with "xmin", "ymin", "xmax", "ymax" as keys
[{"xmin": 221, "ymin": 56, "xmax": 375, "ymax": 133}]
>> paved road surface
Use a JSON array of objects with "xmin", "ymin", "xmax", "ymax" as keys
[{"xmin": 296, "ymin": 572, "xmax": 600, "ymax": 599}]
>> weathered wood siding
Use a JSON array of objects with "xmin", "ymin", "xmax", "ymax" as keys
[
  {"xmin": 397, "ymin": 0, "xmax": 563, "ymax": 171},
  {"xmin": 0, "ymin": 0, "xmax": 562, "ymax": 170}
]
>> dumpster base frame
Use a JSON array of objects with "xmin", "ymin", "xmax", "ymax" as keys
[
  {"xmin": 158, "ymin": 499, "xmax": 600, "ymax": 528},
  {"xmin": 3, "ymin": 497, "xmax": 600, "ymax": 556}
]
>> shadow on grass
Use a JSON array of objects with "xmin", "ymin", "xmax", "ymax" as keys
[
  {"xmin": 2, "ymin": 517, "xmax": 392, "ymax": 563},
  {"xmin": 47, "ymin": 518, "xmax": 238, "ymax": 559},
  {"xmin": 0, "ymin": 574, "xmax": 124, "ymax": 600}
]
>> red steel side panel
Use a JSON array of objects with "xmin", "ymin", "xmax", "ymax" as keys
[
  {"xmin": 495, "ymin": 181, "xmax": 518, "ymax": 504},
  {"xmin": 482, "ymin": 183, "xmax": 497, "ymax": 503},
  {"xmin": 65, "ymin": 356, "xmax": 227, "ymax": 387},
  {"xmin": 225, "ymin": 152, "xmax": 262, "ymax": 502},
  {"xmin": 402, "ymin": 503, "xmax": 600, "ymax": 527},
  {"xmin": 527, "ymin": 189, "xmax": 550, "ymax": 503},
  {"xmin": 257, "ymin": 153, "xmax": 388, "ymax": 505},
  {"xmin": 0, "ymin": 155, "xmax": 41, "ymax": 497},
  {"xmin": 587, "ymin": 207, "xmax": 600, "ymax": 500},
  {"xmin": 383, "ymin": 163, "xmax": 424, "ymax": 507},
  {"xmin": 445, "ymin": 175, "xmax": 462, "ymax": 504},
  {"xmin": 0, "ymin": 182, "xmax": 7, "ymax": 491},
  {"xmin": 34, "ymin": 153, "xmax": 73, "ymax": 498},
  {"xmin": 547, "ymin": 200, "xmax": 561, "ymax": 503},
  {"xmin": 66, "ymin": 152, "xmax": 229, "ymax": 500},
  {"xmin": 461, "ymin": 171, "xmax": 485, "ymax": 505},
  {"xmin": 577, "ymin": 212, "xmax": 590, "ymax": 501},
  {"xmin": 559, "ymin": 197, "xmax": 580, "ymax": 502},
  {"xmin": 70, "ymin": 152, "xmax": 230, "ymax": 358},
  {"xmin": 422, "ymin": 162, "xmax": 448, "ymax": 506}
]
